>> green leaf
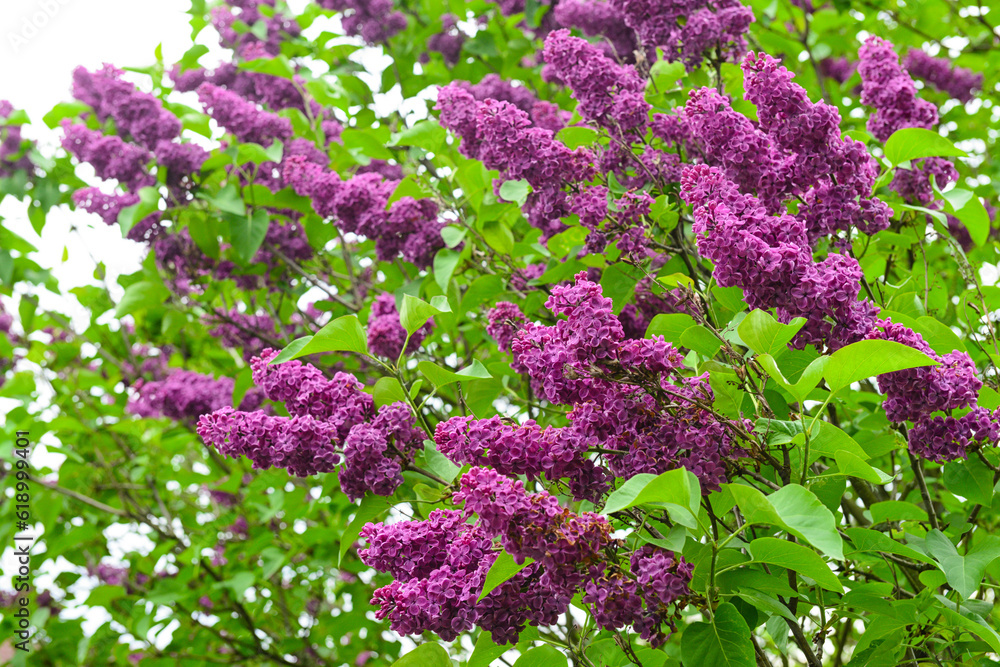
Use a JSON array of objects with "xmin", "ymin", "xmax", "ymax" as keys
[
  {"xmin": 680, "ymin": 602, "xmax": 755, "ymax": 667},
  {"xmin": 757, "ymin": 354, "xmax": 829, "ymax": 403},
  {"xmin": 832, "ymin": 450, "xmax": 894, "ymax": 484},
  {"xmin": 198, "ymin": 183, "xmax": 246, "ymax": 216},
  {"xmin": 727, "ymin": 484, "xmax": 843, "ymax": 560},
  {"xmin": 391, "ymin": 642, "xmax": 451, "ymax": 667},
  {"xmin": 339, "ymin": 495, "xmax": 391, "ymax": 566},
  {"xmin": 870, "ymin": 500, "xmax": 927, "ymax": 524},
  {"xmin": 603, "ymin": 468, "xmax": 700, "ymax": 521},
  {"xmin": 940, "ymin": 189, "xmax": 990, "ymax": 246},
  {"xmin": 389, "ymin": 119, "xmax": 447, "ymax": 152},
  {"xmin": 469, "ymin": 632, "xmax": 510, "ymax": 667},
  {"xmin": 43, "ymin": 101, "xmax": 90, "ymax": 128},
  {"xmin": 748, "ymin": 537, "xmax": 844, "ymax": 592},
  {"xmin": 231, "ymin": 209, "xmax": 270, "ymax": 263},
  {"xmin": 400, "ymin": 294, "xmax": 449, "ymax": 336},
  {"xmin": 433, "ymin": 248, "xmax": 462, "ymax": 292},
  {"xmin": 601, "ymin": 263, "xmax": 642, "ymax": 315},
  {"xmin": 646, "ymin": 313, "xmax": 697, "ymax": 344},
  {"xmin": 117, "ymin": 186, "xmax": 160, "ymax": 237},
  {"xmin": 423, "ymin": 441, "xmax": 461, "ymax": 483},
  {"xmin": 843, "ymin": 527, "xmax": 936, "ymax": 565},
  {"xmin": 738, "ymin": 310, "xmax": 806, "ymax": 358},
  {"xmin": 547, "ymin": 225, "xmax": 590, "ymax": 258},
  {"xmin": 269, "ymin": 315, "xmax": 368, "ymax": 363},
  {"xmin": 943, "ymin": 456, "xmax": 994, "ymax": 506},
  {"xmin": 498, "ymin": 179, "xmax": 531, "ymax": 206},
  {"xmin": 649, "ymin": 59, "xmax": 685, "ymax": 92},
  {"xmin": 924, "ymin": 530, "xmax": 1000, "ymax": 599},
  {"xmin": 884, "ymin": 127, "xmax": 967, "ymax": 167},
  {"xmin": 418, "ymin": 359, "xmax": 492, "ymax": 388},
  {"xmin": 555, "ymin": 126, "xmax": 599, "ymax": 149},
  {"xmin": 479, "ymin": 551, "xmax": 535, "ymax": 601},
  {"xmin": 680, "ymin": 325, "xmax": 722, "ymax": 357},
  {"xmin": 823, "ymin": 339, "xmax": 938, "ymax": 393},
  {"xmin": 514, "ymin": 646, "xmax": 567, "ymax": 667},
  {"xmin": 374, "ymin": 377, "xmax": 408, "ymax": 408},
  {"xmin": 938, "ymin": 607, "xmax": 1000, "ymax": 654},
  {"xmin": 481, "ymin": 219, "xmax": 515, "ymax": 254},
  {"xmin": 115, "ymin": 281, "xmax": 169, "ymax": 317}
]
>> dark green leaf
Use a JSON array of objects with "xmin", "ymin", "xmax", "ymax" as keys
[{"xmin": 680, "ymin": 602, "xmax": 755, "ymax": 667}]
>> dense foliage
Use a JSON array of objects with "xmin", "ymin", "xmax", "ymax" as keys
[{"xmin": 1, "ymin": 0, "xmax": 1000, "ymax": 665}]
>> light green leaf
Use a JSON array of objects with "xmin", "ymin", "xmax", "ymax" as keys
[
  {"xmin": 646, "ymin": 313, "xmax": 697, "ymax": 344},
  {"xmin": 603, "ymin": 469, "xmax": 700, "ymax": 520},
  {"xmin": 389, "ymin": 119, "xmax": 447, "ymax": 151},
  {"xmin": 555, "ymin": 126, "xmax": 599, "ymax": 149},
  {"xmin": 418, "ymin": 359, "xmax": 492, "ymax": 388},
  {"xmin": 481, "ymin": 219, "xmax": 514, "ymax": 254},
  {"xmin": 339, "ymin": 495, "xmax": 391, "ymax": 566},
  {"xmin": 938, "ymin": 607, "xmax": 1000, "ymax": 654},
  {"xmin": 498, "ymin": 179, "xmax": 531, "ymax": 206},
  {"xmin": 231, "ymin": 209, "xmax": 270, "ymax": 263},
  {"xmin": 680, "ymin": 602, "xmax": 755, "ymax": 667},
  {"xmin": 513, "ymin": 645, "xmax": 567, "ymax": 667},
  {"xmin": 870, "ymin": 500, "xmax": 927, "ymax": 524},
  {"xmin": 748, "ymin": 537, "xmax": 844, "ymax": 592},
  {"xmin": 391, "ymin": 642, "xmax": 451, "ymax": 667},
  {"xmin": 924, "ymin": 530, "xmax": 1000, "ymax": 599},
  {"xmin": 943, "ymin": 456, "xmax": 994, "ymax": 506},
  {"xmin": 400, "ymin": 294, "xmax": 447, "ymax": 336},
  {"xmin": 727, "ymin": 484, "xmax": 843, "ymax": 560},
  {"xmin": 117, "ymin": 186, "xmax": 160, "ymax": 237},
  {"xmin": 738, "ymin": 310, "xmax": 806, "ymax": 358},
  {"xmin": 940, "ymin": 189, "xmax": 990, "ymax": 246},
  {"xmin": 198, "ymin": 183, "xmax": 246, "ymax": 216},
  {"xmin": 433, "ymin": 248, "xmax": 462, "ymax": 291},
  {"xmin": 269, "ymin": 314, "xmax": 369, "ymax": 364},
  {"xmin": 115, "ymin": 281, "xmax": 169, "ymax": 317},
  {"xmin": 884, "ymin": 127, "xmax": 967, "ymax": 167},
  {"xmin": 823, "ymin": 339, "xmax": 938, "ymax": 393},
  {"xmin": 479, "ymin": 551, "xmax": 534, "ymax": 601},
  {"xmin": 757, "ymin": 354, "xmax": 829, "ymax": 403},
  {"xmin": 374, "ymin": 377, "xmax": 408, "ymax": 408},
  {"xmin": 843, "ymin": 527, "xmax": 936, "ymax": 565},
  {"xmin": 469, "ymin": 632, "xmax": 510, "ymax": 667},
  {"xmin": 828, "ymin": 450, "xmax": 894, "ymax": 484}
]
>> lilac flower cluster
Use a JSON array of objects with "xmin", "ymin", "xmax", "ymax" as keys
[
  {"xmin": 453, "ymin": 74, "xmax": 569, "ymax": 133},
  {"xmin": 71, "ymin": 65, "xmax": 181, "ymax": 150},
  {"xmin": 197, "ymin": 83, "xmax": 292, "ymax": 146},
  {"xmin": 553, "ymin": 0, "xmax": 639, "ymax": 62},
  {"xmin": 211, "ymin": 0, "xmax": 301, "ymax": 57},
  {"xmin": 315, "ymin": 0, "xmax": 407, "ymax": 44},
  {"xmin": 858, "ymin": 36, "xmax": 957, "ymax": 204},
  {"xmin": 127, "ymin": 369, "xmax": 262, "ymax": 420},
  {"xmin": 283, "ymin": 156, "xmax": 444, "ymax": 267},
  {"xmin": 676, "ymin": 47, "xmax": 995, "ymax": 461},
  {"xmin": 866, "ymin": 319, "xmax": 981, "ymax": 424},
  {"xmin": 543, "ymin": 30, "xmax": 650, "ymax": 136},
  {"xmin": 198, "ymin": 349, "xmax": 425, "ymax": 499},
  {"xmin": 487, "ymin": 273, "xmax": 744, "ymax": 492},
  {"xmin": 907, "ymin": 407, "xmax": 1000, "ymax": 462},
  {"xmin": 435, "ymin": 415, "xmax": 612, "ymax": 501},
  {"xmin": 904, "ymin": 49, "xmax": 982, "ymax": 103},
  {"xmin": 61, "ymin": 122, "xmax": 153, "ymax": 191},
  {"xmin": 675, "ymin": 53, "xmax": 890, "ymax": 242},
  {"xmin": 425, "ymin": 14, "xmax": 465, "ymax": 66},
  {"xmin": 72, "ymin": 187, "xmax": 162, "ymax": 242},
  {"xmin": 611, "ymin": 0, "xmax": 754, "ymax": 69},
  {"xmin": 208, "ymin": 309, "xmax": 279, "ymax": 361},
  {"xmin": 361, "ymin": 468, "xmax": 691, "ymax": 644},
  {"xmin": 0, "ymin": 101, "xmax": 32, "ymax": 177},
  {"xmin": 436, "ymin": 83, "xmax": 594, "ymax": 237},
  {"xmin": 367, "ymin": 293, "xmax": 432, "ymax": 359},
  {"xmin": 819, "ymin": 57, "xmax": 857, "ymax": 84}
]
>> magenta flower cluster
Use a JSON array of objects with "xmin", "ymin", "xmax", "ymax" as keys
[
  {"xmin": 903, "ymin": 49, "xmax": 982, "ymax": 104},
  {"xmin": 476, "ymin": 273, "xmax": 746, "ymax": 493},
  {"xmin": 858, "ymin": 36, "xmax": 958, "ymax": 205},
  {"xmin": 197, "ymin": 349, "xmax": 424, "ymax": 499},
  {"xmin": 611, "ymin": 0, "xmax": 755, "ymax": 69},
  {"xmin": 127, "ymin": 369, "xmax": 262, "ymax": 421},
  {"xmin": 361, "ymin": 467, "xmax": 691, "ymax": 645}
]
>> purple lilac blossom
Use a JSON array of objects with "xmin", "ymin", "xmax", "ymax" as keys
[{"xmin": 904, "ymin": 49, "xmax": 982, "ymax": 103}]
